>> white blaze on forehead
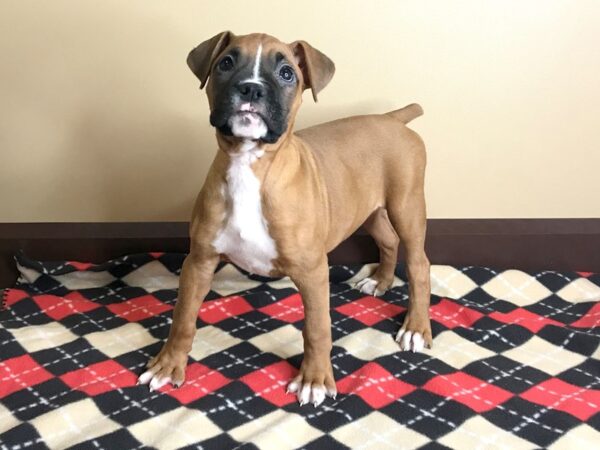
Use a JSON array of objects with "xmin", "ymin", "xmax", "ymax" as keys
[
  {"xmin": 232, "ymin": 43, "xmax": 267, "ymax": 140},
  {"xmin": 249, "ymin": 43, "xmax": 263, "ymax": 83}
]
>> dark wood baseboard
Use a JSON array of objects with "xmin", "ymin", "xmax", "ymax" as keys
[{"xmin": 1, "ymin": 219, "xmax": 598, "ymax": 288}]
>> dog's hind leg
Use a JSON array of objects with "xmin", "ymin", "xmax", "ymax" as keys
[
  {"xmin": 355, "ymin": 207, "xmax": 400, "ymax": 296},
  {"xmin": 386, "ymin": 182, "xmax": 432, "ymax": 352}
]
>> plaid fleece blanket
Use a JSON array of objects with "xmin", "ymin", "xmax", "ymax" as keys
[{"xmin": 1, "ymin": 253, "xmax": 599, "ymax": 449}]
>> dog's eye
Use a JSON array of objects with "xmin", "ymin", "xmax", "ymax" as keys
[
  {"xmin": 218, "ymin": 56, "xmax": 234, "ymax": 72},
  {"xmin": 279, "ymin": 65, "xmax": 295, "ymax": 82}
]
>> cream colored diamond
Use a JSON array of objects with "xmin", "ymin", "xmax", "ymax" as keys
[
  {"xmin": 248, "ymin": 324, "xmax": 303, "ymax": 359},
  {"xmin": 211, "ymin": 263, "xmax": 262, "ymax": 296},
  {"xmin": 122, "ymin": 260, "xmax": 179, "ymax": 291},
  {"xmin": 481, "ymin": 270, "xmax": 552, "ymax": 306},
  {"xmin": 431, "ymin": 265, "xmax": 478, "ymax": 299},
  {"xmin": 265, "ymin": 276, "xmax": 295, "ymax": 290},
  {"xmin": 556, "ymin": 278, "xmax": 600, "ymax": 303},
  {"xmin": 230, "ymin": 409, "xmax": 322, "ymax": 449},
  {"xmin": 16, "ymin": 262, "xmax": 42, "ymax": 284},
  {"xmin": 31, "ymin": 398, "xmax": 120, "ymax": 449},
  {"xmin": 335, "ymin": 328, "xmax": 401, "ymax": 361},
  {"xmin": 128, "ymin": 406, "xmax": 221, "ymax": 450},
  {"xmin": 85, "ymin": 322, "xmax": 158, "ymax": 358},
  {"xmin": 549, "ymin": 423, "xmax": 600, "ymax": 449},
  {"xmin": 440, "ymin": 416, "xmax": 536, "ymax": 450},
  {"xmin": 0, "ymin": 403, "xmax": 20, "ymax": 434},
  {"xmin": 430, "ymin": 330, "xmax": 495, "ymax": 369},
  {"xmin": 11, "ymin": 321, "xmax": 78, "ymax": 353},
  {"xmin": 189, "ymin": 325, "xmax": 242, "ymax": 360},
  {"xmin": 503, "ymin": 335, "xmax": 586, "ymax": 375},
  {"xmin": 332, "ymin": 411, "xmax": 429, "ymax": 449},
  {"xmin": 51, "ymin": 271, "xmax": 116, "ymax": 290}
]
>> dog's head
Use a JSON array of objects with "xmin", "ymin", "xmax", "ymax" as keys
[{"xmin": 187, "ymin": 32, "xmax": 335, "ymax": 145}]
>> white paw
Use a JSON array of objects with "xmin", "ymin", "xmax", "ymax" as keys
[
  {"xmin": 395, "ymin": 328, "xmax": 425, "ymax": 352},
  {"xmin": 355, "ymin": 277, "xmax": 384, "ymax": 296},
  {"xmin": 137, "ymin": 370, "xmax": 179, "ymax": 392},
  {"xmin": 287, "ymin": 381, "xmax": 337, "ymax": 407}
]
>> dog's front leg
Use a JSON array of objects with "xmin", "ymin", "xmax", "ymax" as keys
[
  {"xmin": 138, "ymin": 251, "xmax": 219, "ymax": 390},
  {"xmin": 287, "ymin": 256, "xmax": 337, "ymax": 406}
]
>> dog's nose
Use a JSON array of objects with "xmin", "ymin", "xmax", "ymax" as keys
[{"xmin": 236, "ymin": 82, "xmax": 264, "ymax": 102}]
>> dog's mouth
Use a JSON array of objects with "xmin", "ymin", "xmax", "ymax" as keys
[
  {"xmin": 210, "ymin": 103, "xmax": 285, "ymax": 145},
  {"xmin": 227, "ymin": 110, "xmax": 268, "ymax": 141},
  {"xmin": 231, "ymin": 110, "xmax": 264, "ymax": 124}
]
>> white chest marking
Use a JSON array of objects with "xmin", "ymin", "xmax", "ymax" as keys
[{"xmin": 212, "ymin": 142, "xmax": 277, "ymax": 275}]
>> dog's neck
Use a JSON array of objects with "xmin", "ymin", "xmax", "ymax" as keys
[
  {"xmin": 215, "ymin": 130, "xmax": 304, "ymax": 190},
  {"xmin": 216, "ymin": 129, "xmax": 295, "ymax": 160}
]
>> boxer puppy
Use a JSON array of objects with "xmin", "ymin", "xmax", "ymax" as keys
[{"xmin": 139, "ymin": 32, "xmax": 432, "ymax": 407}]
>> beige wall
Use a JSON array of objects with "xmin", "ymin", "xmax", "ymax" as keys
[{"xmin": 1, "ymin": 0, "xmax": 599, "ymax": 222}]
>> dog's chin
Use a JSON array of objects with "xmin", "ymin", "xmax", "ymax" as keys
[
  {"xmin": 227, "ymin": 112, "xmax": 268, "ymax": 141},
  {"xmin": 211, "ymin": 111, "xmax": 284, "ymax": 144}
]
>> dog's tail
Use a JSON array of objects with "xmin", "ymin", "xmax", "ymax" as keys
[{"xmin": 386, "ymin": 103, "xmax": 424, "ymax": 124}]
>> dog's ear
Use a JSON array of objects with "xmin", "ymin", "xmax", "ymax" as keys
[
  {"xmin": 291, "ymin": 40, "xmax": 335, "ymax": 102},
  {"xmin": 187, "ymin": 31, "xmax": 234, "ymax": 89}
]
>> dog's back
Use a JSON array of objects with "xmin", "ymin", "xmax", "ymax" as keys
[
  {"xmin": 296, "ymin": 103, "xmax": 424, "ymax": 158},
  {"xmin": 296, "ymin": 103, "xmax": 426, "ymax": 182},
  {"xmin": 294, "ymin": 103, "xmax": 426, "ymax": 248}
]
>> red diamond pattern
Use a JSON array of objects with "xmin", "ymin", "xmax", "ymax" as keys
[
  {"xmin": 423, "ymin": 372, "xmax": 513, "ymax": 412},
  {"xmin": 240, "ymin": 360, "xmax": 297, "ymax": 407},
  {"xmin": 520, "ymin": 378, "xmax": 600, "ymax": 421},
  {"xmin": 199, "ymin": 296, "xmax": 254, "ymax": 324},
  {"xmin": 335, "ymin": 296, "xmax": 406, "ymax": 326},
  {"xmin": 430, "ymin": 298, "xmax": 484, "ymax": 329},
  {"xmin": 165, "ymin": 363, "xmax": 231, "ymax": 404},
  {"xmin": 489, "ymin": 308, "xmax": 562, "ymax": 333},
  {"xmin": 33, "ymin": 292, "xmax": 101, "ymax": 320},
  {"xmin": 0, "ymin": 355, "xmax": 54, "ymax": 399},
  {"xmin": 60, "ymin": 360, "xmax": 137, "ymax": 396},
  {"xmin": 67, "ymin": 261, "xmax": 94, "ymax": 270},
  {"xmin": 258, "ymin": 293, "xmax": 304, "ymax": 323},
  {"xmin": 4, "ymin": 288, "xmax": 29, "ymax": 307},
  {"xmin": 570, "ymin": 302, "xmax": 600, "ymax": 328},
  {"xmin": 106, "ymin": 294, "xmax": 173, "ymax": 322},
  {"xmin": 337, "ymin": 362, "xmax": 416, "ymax": 408}
]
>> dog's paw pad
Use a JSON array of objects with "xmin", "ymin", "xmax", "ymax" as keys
[
  {"xmin": 395, "ymin": 328, "xmax": 426, "ymax": 352},
  {"xmin": 355, "ymin": 277, "xmax": 384, "ymax": 296}
]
